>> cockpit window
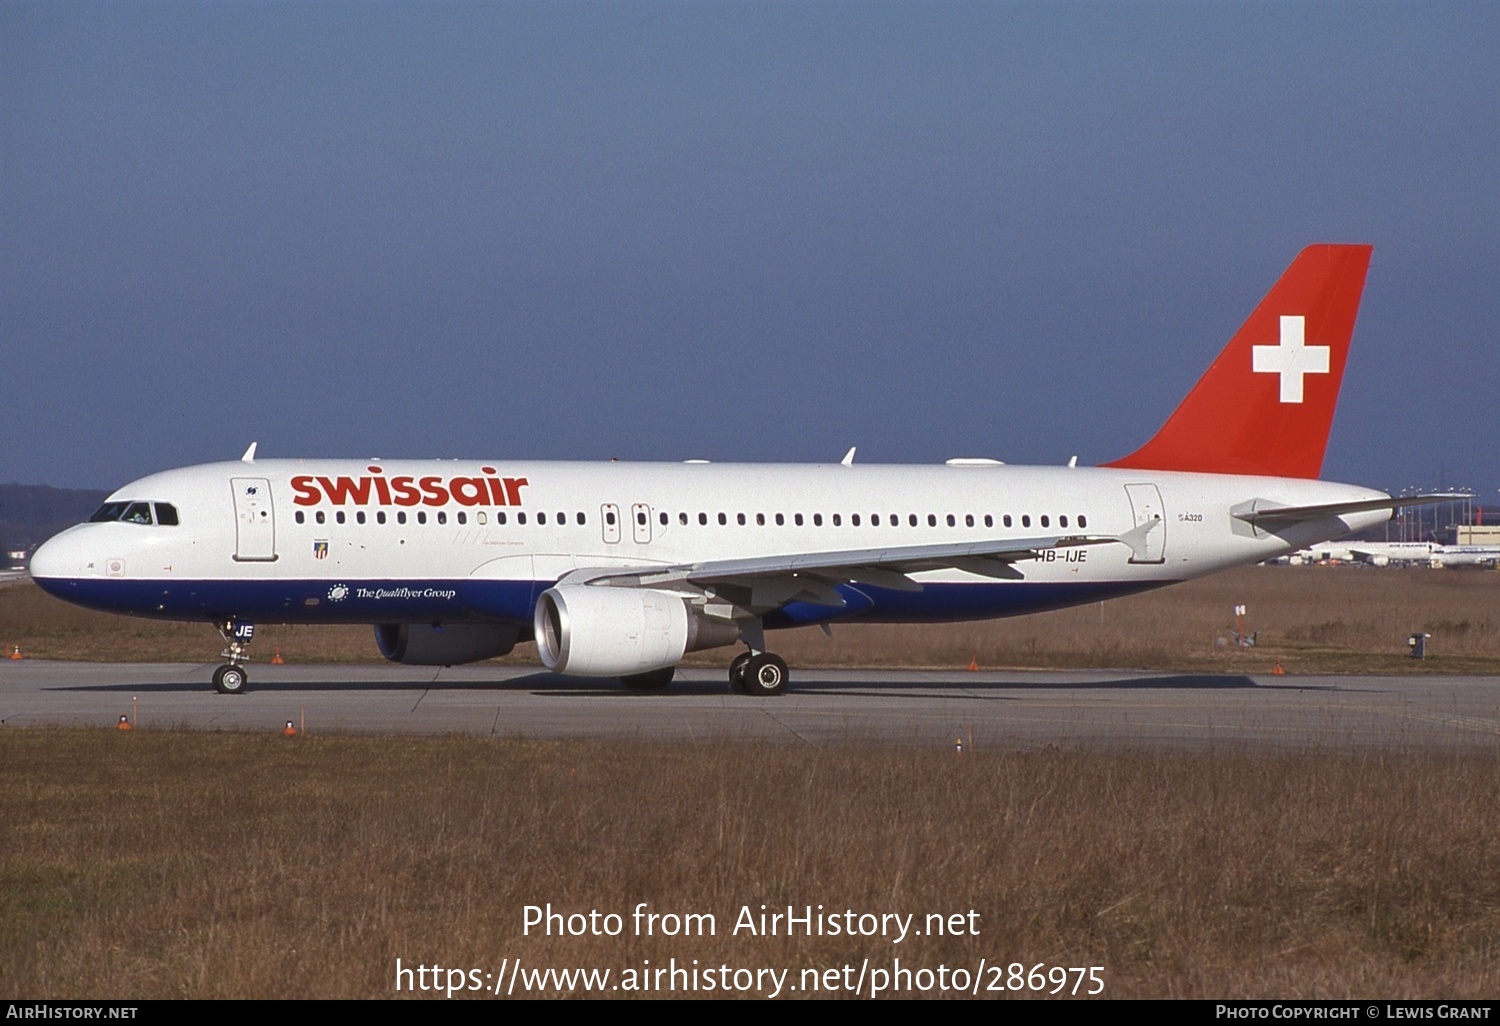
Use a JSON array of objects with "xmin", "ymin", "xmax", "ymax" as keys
[
  {"xmin": 89, "ymin": 501, "xmax": 174, "ymax": 526},
  {"xmin": 90, "ymin": 502, "xmax": 130, "ymax": 523}
]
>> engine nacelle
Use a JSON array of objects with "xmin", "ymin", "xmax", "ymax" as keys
[
  {"xmin": 534, "ymin": 585, "xmax": 739, "ymax": 676},
  {"xmin": 375, "ymin": 622, "xmax": 520, "ymax": 665}
]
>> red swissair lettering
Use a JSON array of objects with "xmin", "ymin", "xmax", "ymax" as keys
[{"xmin": 291, "ymin": 466, "xmax": 529, "ymax": 507}]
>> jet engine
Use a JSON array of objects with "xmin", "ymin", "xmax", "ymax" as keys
[
  {"xmin": 534, "ymin": 585, "xmax": 739, "ymax": 676},
  {"xmin": 375, "ymin": 622, "xmax": 520, "ymax": 665}
]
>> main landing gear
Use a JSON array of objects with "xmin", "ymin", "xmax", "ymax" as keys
[
  {"xmin": 728, "ymin": 650, "xmax": 789, "ymax": 697},
  {"xmin": 212, "ymin": 620, "xmax": 254, "ymax": 695}
]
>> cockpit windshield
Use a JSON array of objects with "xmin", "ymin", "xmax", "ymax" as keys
[{"xmin": 89, "ymin": 501, "xmax": 179, "ymax": 526}]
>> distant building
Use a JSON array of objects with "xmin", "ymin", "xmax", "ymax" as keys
[
  {"xmin": 5, "ymin": 549, "xmax": 27, "ymax": 571},
  {"xmin": 1438, "ymin": 524, "xmax": 1500, "ymax": 546}
]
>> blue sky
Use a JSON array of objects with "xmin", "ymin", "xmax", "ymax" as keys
[{"xmin": 3, "ymin": 2, "xmax": 1497, "ymax": 496}]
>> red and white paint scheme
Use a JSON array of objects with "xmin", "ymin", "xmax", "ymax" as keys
[{"xmin": 32, "ymin": 245, "xmax": 1444, "ymax": 695}]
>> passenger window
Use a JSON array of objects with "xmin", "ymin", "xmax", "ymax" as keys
[
  {"xmin": 718, "ymin": 513, "xmax": 727, "ymax": 525},
  {"xmin": 946, "ymin": 514, "xmax": 956, "ymax": 527},
  {"xmin": 1041, "ymin": 515, "xmax": 1050, "ymax": 528},
  {"xmin": 871, "ymin": 514, "xmax": 880, "ymax": 526},
  {"xmin": 316, "ymin": 511, "xmax": 326, "ymax": 525},
  {"xmin": 336, "ymin": 511, "xmax": 346, "ymax": 525},
  {"xmin": 457, "ymin": 512, "xmax": 467, "ymax": 525},
  {"xmin": 477, "ymin": 512, "xmax": 487, "ymax": 525},
  {"xmin": 737, "ymin": 513, "xmax": 746, "ymax": 526},
  {"xmin": 1059, "ymin": 515, "xmax": 1068, "ymax": 528},
  {"xmin": 699, "ymin": 512, "xmax": 708, "ymax": 525},
  {"xmin": 154, "ymin": 503, "xmax": 179, "ymax": 526},
  {"xmin": 1004, "ymin": 514, "xmax": 1012, "ymax": 528},
  {"xmin": 928, "ymin": 514, "xmax": 937, "ymax": 527},
  {"xmin": 679, "ymin": 512, "xmax": 688, "ymax": 525},
  {"xmin": 577, "ymin": 512, "xmax": 586, "ymax": 525},
  {"xmin": 295, "ymin": 511, "xmax": 305, "ymax": 525},
  {"xmin": 775, "ymin": 513, "xmax": 785, "ymax": 526},
  {"xmin": 396, "ymin": 511, "xmax": 406, "ymax": 525},
  {"xmin": 437, "ymin": 511, "xmax": 447, "ymax": 525},
  {"xmin": 965, "ymin": 514, "xmax": 974, "ymax": 527},
  {"xmin": 1078, "ymin": 514, "xmax": 1088, "ymax": 529},
  {"xmin": 416, "ymin": 511, "xmax": 426, "ymax": 525},
  {"xmin": 606, "ymin": 511, "xmax": 617, "ymax": 526},
  {"xmin": 559, "ymin": 512, "xmax": 568, "ymax": 525},
  {"xmin": 813, "ymin": 513, "xmax": 823, "ymax": 526},
  {"xmin": 538, "ymin": 512, "xmax": 548, "ymax": 525},
  {"xmin": 756, "ymin": 513, "xmax": 765, "ymax": 526},
  {"xmin": 496, "ymin": 512, "xmax": 506, "ymax": 525},
  {"xmin": 659, "ymin": 512, "xmax": 667, "ymax": 526},
  {"xmin": 379, "ymin": 511, "xmax": 388, "ymax": 525},
  {"xmin": 984, "ymin": 514, "xmax": 993, "ymax": 528},
  {"xmin": 795, "ymin": 513, "xmax": 804, "ymax": 526},
  {"xmin": 517, "ymin": 512, "xmax": 527, "ymax": 525},
  {"xmin": 832, "ymin": 513, "xmax": 842, "ymax": 526},
  {"xmin": 851, "ymin": 514, "xmax": 860, "ymax": 526},
  {"xmin": 909, "ymin": 514, "xmax": 918, "ymax": 527},
  {"xmin": 357, "ymin": 511, "xmax": 367, "ymax": 525},
  {"xmin": 1022, "ymin": 515, "xmax": 1031, "ymax": 528}
]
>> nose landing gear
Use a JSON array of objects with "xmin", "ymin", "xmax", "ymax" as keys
[{"xmin": 213, "ymin": 620, "xmax": 254, "ymax": 694}]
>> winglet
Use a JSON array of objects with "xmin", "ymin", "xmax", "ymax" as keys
[
  {"xmin": 1104, "ymin": 245, "xmax": 1373, "ymax": 479},
  {"xmin": 241, "ymin": 442, "xmax": 258, "ymax": 463},
  {"xmin": 841, "ymin": 447, "xmax": 856, "ymax": 467}
]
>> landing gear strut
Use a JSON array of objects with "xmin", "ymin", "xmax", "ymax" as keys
[{"xmin": 212, "ymin": 620, "xmax": 254, "ymax": 695}]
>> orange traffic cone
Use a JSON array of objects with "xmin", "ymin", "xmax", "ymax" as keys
[
  {"xmin": 1272, "ymin": 661, "xmax": 1286, "ymax": 676},
  {"xmin": 115, "ymin": 715, "xmax": 132, "ymax": 731},
  {"xmin": 8, "ymin": 645, "xmax": 21, "ymax": 660},
  {"xmin": 967, "ymin": 654, "xmax": 980, "ymax": 671},
  {"xmin": 271, "ymin": 649, "xmax": 285, "ymax": 665},
  {"xmin": 282, "ymin": 720, "xmax": 297, "ymax": 737}
]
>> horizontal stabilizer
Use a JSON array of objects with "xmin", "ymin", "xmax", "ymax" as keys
[{"xmin": 1233, "ymin": 493, "xmax": 1468, "ymax": 525}]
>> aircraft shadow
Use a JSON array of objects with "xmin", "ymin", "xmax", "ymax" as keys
[{"xmin": 49, "ymin": 671, "xmax": 1355, "ymax": 697}]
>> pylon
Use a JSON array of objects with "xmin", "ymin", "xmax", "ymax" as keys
[
  {"xmin": 271, "ymin": 649, "xmax": 284, "ymax": 664},
  {"xmin": 1272, "ymin": 661, "xmax": 1286, "ymax": 676},
  {"xmin": 115, "ymin": 715, "xmax": 132, "ymax": 731},
  {"xmin": 967, "ymin": 654, "xmax": 980, "ymax": 671},
  {"xmin": 282, "ymin": 720, "xmax": 297, "ymax": 737},
  {"xmin": 8, "ymin": 645, "xmax": 21, "ymax": 660}
]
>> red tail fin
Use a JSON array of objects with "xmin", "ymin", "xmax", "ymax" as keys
[{"xmin": 1104, "ymin": 244, "xmax": 1373, "ymax": 479}]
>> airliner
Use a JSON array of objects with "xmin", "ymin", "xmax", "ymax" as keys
[
  {"xmin": 1302, "ymin": 541, "xmax": 1500, "ymax": 568},
  {"xmin": 30, "ymin": 244, "xmax": 1451, "ymax": 695}
]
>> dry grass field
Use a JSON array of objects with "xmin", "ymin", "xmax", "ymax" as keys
[
  {"xmin": 4, "ymin": 564, "xmax": 1497, "ymax": 675},
  {"xmin": 3, "ymin": 729, "xmax": 1497, "ymax": 999}
]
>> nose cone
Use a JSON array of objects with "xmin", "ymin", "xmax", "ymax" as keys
[{"xmin": 28, "ymin": 526, "xmax": 97, "ymax": 592}]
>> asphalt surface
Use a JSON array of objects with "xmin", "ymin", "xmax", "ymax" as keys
[{"xmin": 2, "ymin": 660, "xmax": 1498, "ymax": 749}]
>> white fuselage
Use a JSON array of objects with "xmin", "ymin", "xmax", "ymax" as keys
[{"xmin": 31, "ymin": 458, "xmax": 1391, "ymax": 630}]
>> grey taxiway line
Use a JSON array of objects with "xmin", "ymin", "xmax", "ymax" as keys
[{"xmin": 2, "ymin": 660, "xmax": 1498, "ymax": 750}]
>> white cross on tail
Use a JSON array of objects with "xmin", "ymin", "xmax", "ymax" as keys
[{"xmin": 1252, "ymin": 315, "xmax": 1329, "ymax": 403}]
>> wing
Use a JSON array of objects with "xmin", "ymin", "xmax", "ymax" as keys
[{"xmin": 555, "ymin": 531, "xmax": 1132, "ymax": 613}]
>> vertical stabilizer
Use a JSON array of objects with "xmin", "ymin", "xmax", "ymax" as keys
[{"xmin": 1104, "ymin": 244, "xmax": 1372, "ymax": 479}]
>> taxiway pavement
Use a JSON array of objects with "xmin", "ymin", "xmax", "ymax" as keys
[{"xmin": 2, "ymin": 661, "xmax": 1497, "ymax": 749}]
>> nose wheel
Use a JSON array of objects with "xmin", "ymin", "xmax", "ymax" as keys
[
  {"xmin": 212, "ymin": 620, "xmax": 255, "ymax": 695},
  {"xmin": 212, "ymin": 664, "xmax": 248, "ymax": 695}
]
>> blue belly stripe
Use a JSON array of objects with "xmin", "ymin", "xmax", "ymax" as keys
[{"xmin": 36, "ymin": 575, "xmax": 1175, "ymax": 628}]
